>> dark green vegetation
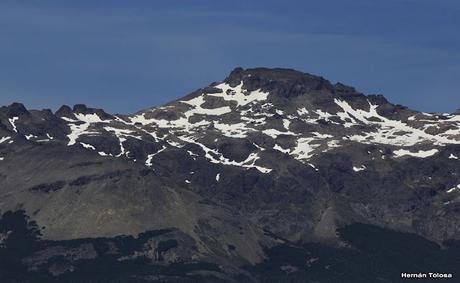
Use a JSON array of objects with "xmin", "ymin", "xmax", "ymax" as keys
[
  {"xmin": 0, "ymin": 211, "xmax": 225, "ymax": 282},
  {"xmin": 1, "ymin": 211, "xmax": 459, "ymax": 282},
  {"xmin": 250, "ymin": 224, "xmax": 460, "ymax": 283}
]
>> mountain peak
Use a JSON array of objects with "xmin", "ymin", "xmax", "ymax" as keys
[
  {"xmin": 72, "ymin": 104, "xmax": 113, "ymax": 119},
  {"xmin": 224, "ymin": 67, "xmax": 342, "ymax": 98},
  {"xmin": 225, "ymin": 67, "xmax": 319, "ymax": 81},
  {"xmin": 55, "ymin": 105, "xmax": 73, "ymax": 117},
  {"xmin": 0, "ymin": 102, "xmax": 29, "ymax": 117},
  {"xmin": 0, "ymin": 67, "xmax": 459, "ymax": 282}
]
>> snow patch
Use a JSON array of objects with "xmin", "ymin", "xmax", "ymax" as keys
[
  {"xmin": 353, "ymin": 165, "xmax": 366, "ymax": 172},
  {"xmin": 282, "ymin": 119, "xmax": 291, "ymax": 130},
  {"xmin": 209, "ymin": 82, "xmax": 269, "ymax": 107},
  {"xmin": 335, "ymin": 99, "xmax": 460, "ymax": 146},
  {"xmin": 0, "ymin": 137, "xmax": 11, "ymax": 144},
  {"xmin": 8, "ymin": 117, "xmax": 18, "ymax": 133},
  {"xmin": 291, "ymin": 137, "xmax": 321, "ymax": 160},
  {"xmin": 297, "ymin": 108, "xmax": 309, "ymax": 115},
  {"xmin": 214, "ymin": 122, "xmax": 250, "ymax": 138},
  {"xmin": 315, "ymin": 110, "xmax": 337, "ymax": 123},
  {"xmin": 274, "ymin": 144, "xmax": 291, "ymax": 154},
  {"xmin": 66, "ymin": 113, "xmax": 105, "ymax": 146},
  {"xmin": 80, "ymin": 142, "xmax": 96, "ymax": 150},
  {"xmin": 393, "ymin": 149, "xmax": 439, "ymax": 158},
  {"xmin": 308, "ymin": 163, "xmax": 319, "ymax": 171},
  {"xmin": 25, "ymin": 134, "xmax": 38, "ymax": 140},
  {"xmin": 181, "ymin": 95, "xmax": 232, "ymax": 116},
  {"xmin": 179, "ymin": 136, "xmax": 272, "ymax": 173},
  {"xmin": 145, "ymin": 146, "xmax": 167, "ymax": 166},
  {"xmin": 447, "ymin": 184, "xmax": 460, "ymax": 193},
  {"xmin": 262, "ymin": 129, "xmax": 297, "ymax": 139}
]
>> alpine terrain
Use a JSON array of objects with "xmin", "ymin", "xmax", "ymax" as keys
[{"xmin": 0, "ymin": 68, "xmax": 459, "ymax": 282}]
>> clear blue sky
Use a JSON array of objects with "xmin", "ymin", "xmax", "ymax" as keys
[{"xmin": 0, "ymin": 0, "xmax": 459, "ymax": 114}]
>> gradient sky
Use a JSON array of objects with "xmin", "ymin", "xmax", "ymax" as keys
[{"xmin": 0, "ymin": 0, "xmax": 459, "ymax": 114}]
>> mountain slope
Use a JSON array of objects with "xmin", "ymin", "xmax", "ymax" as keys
[{"xmin": 0, "ymin": 67, "xmax": 459, "ymax": 281}]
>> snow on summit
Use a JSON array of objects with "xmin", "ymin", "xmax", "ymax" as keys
[
  {"xmin": 208, "ymin": 82, "xmax": 269, "ymax": 107},
  {"xmin": 1, "ymin": 68, "xmax": 459, "ymax": 175}
]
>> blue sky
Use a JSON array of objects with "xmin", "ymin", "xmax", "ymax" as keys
[{"xmin": 0, "ymin": 0, "xmax": 459, "ymax": 114}]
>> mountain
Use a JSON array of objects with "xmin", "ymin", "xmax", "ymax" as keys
[{"xmin": 0, "ymin": 67, "xmax": 459, "ymax": 282}]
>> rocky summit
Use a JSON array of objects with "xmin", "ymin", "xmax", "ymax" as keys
[{"xmin": 0, "ymin": 67, "xmax": 459, "ymax": 282}]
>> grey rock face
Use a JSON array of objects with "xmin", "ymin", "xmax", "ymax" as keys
[{"xmin": 0, "ymin": 67, "xmax": 459, "ymax": 281}]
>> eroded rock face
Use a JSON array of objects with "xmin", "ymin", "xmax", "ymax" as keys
[{"xmin": 0, "ymin": 67, "xmax": 459, "ymax": 281}]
